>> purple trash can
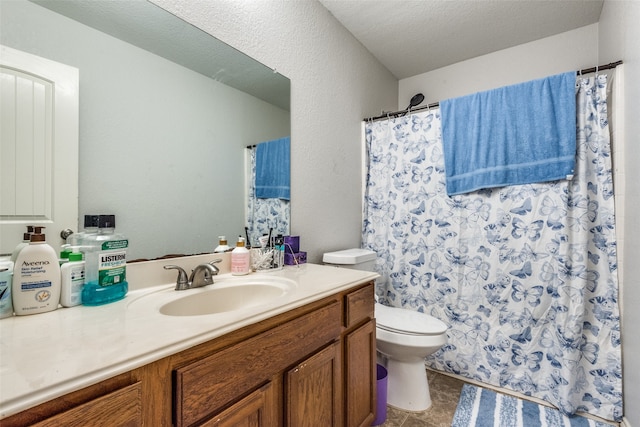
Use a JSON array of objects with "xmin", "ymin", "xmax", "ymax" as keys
[{"xmin": 372, "ymin": 364, "xmax": 388, "ymax": 425}]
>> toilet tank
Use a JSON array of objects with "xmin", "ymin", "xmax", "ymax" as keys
[{"xmin": 322, "ymin": 248, "xmax": 376, "ymax": 271}]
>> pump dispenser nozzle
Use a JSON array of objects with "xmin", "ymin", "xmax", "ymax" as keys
[
  {"xmin": 30, "ymin": 226, "xmax": 46, "ymax": 242},
  {"xmin": 214, "ymin": 236, "xmax": 231, "ymax": 253}
]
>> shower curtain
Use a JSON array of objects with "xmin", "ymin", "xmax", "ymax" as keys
[
  {"xmin": 246, "ymin": 148, "xmax": 290, "ymax": 247},
  {"xmin": 363, "ymin": 75, "xmax": 622, "ymax": 421}
]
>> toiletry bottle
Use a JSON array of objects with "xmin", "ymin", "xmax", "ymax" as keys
[
  {"xmin": 273, "ymin": 234, "xmax": 284, "ymax": 269},
  {"xmin": 214, "ymin": 236, "xmax": 231, "ymax": 253},
  {"xmin": 59, "ymin": 244, "xmax": 72, "ymax": 265},
  {"xmin": 66, "ymin": 214, "xmax": 99, "ymax": 246},
  {"xmin": 231, "ymin": 237, "xmax": 250, "ymax": 275},
  {"xmin": 0, "ymin": 261, "xmax": 14, "ymax": 319},
  {"xmin": 10, "ymin": 225, "xmax": 34, "ymax": 262},
  {"xmin": 60, "ymin": 248, "xmax": 86, "ymax": 308},
  {"xmin": 82, "ymin": 215, "xmax": 128, "ymax": 306},
  {"xmin": 12, "ymin": 227, "xmax": 61, "ymax": 315}
]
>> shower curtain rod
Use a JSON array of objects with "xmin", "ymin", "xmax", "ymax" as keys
[{"xmin": 363, "ymin": 60, "xmax": 623, "ymax": 123}]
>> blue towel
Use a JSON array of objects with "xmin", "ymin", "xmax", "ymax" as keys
[
  {"xmin": 255, "ymin": 137, "xmax": 290, "ymax": 200},
  {"xmin": 440, "ymin": 71, "xmax": 576, "ymax": 196}
]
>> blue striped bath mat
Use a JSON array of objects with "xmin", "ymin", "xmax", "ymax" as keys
[{"xmin": 451, "ymin": 384, "xmax": 611, "ymax": 427}]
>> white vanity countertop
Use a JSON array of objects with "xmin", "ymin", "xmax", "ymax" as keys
[{"xmin": 0, "ymin": 261, "xmax": 378, "ymax": 419}]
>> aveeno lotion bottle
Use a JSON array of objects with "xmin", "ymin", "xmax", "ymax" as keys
[{"xmin": 12, "ymin": 227, "xmax": 61, "ymax": 315}]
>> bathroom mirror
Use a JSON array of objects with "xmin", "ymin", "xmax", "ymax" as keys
[{"xmin": 2, "ymin": 0, "xmax": 291, "ymax": 260}]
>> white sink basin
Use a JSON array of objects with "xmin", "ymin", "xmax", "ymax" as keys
[{"xmin": 129, "ymin": 275, "xmax": 297, "ymax": 317}]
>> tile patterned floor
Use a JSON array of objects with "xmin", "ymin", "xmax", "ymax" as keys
[
  {"xmin": 375, "ymin": 369, "xmax": 466, "ymax": 427},
  {"xmin": 375, "ymin": 369, "xmax": 620, "ymax": 427}
]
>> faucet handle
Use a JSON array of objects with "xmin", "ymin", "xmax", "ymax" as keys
[
  {"xmin": 164, "ymin": 265, "xmax": 189, "ymax": 290},
  {"xmin": 189, "ymin": 261, "xmax": 221, "ymax": 288},
  {"xmin": 208, "ymin": 258, "xmax": 222, "ymax": 274}
]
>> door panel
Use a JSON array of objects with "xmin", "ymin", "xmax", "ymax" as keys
[
  {"xmin": 345, "ymin": 320, "xmax": 376, "ymax": 427},
  {"xmin": 285, "ymin": 342, "xmax": 342, "ymax": 427},
  {"xmin": 0, "ymin": 45, "xmax": 78, "ymax": 254},
  {"xmin": 202, "ymin": 382, "xmax": 277, "ymax": 427}
]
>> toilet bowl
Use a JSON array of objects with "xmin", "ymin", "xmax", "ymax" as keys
[
  {"xmin": 322, "ymin": 248, "xmax": 448, "ymax": 412},
  {"xmin": 375, "ymin": 303, "xmax": 448, "ymax": 411}
]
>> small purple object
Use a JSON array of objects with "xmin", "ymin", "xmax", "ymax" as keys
[
  {"xmin": 284, "ymin": 251, "xmax": 306, "ymax": 265},
  {"xmin": 372, "ymin": 364, "xmax": 388, "ymax": 426},
  {"xmin": 284, "ymin": 236, "xmax": 300, "ymax": 254}
]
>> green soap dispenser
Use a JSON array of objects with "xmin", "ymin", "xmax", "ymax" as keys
[{"xmin": 60, "ymin": 247, "xmax": 86, "ymax": 307}]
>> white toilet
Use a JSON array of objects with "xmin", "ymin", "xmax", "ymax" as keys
[
  {"xmin": 374, "ymin": 303, "xmax": 448, "ymax": 411},
  {"xmin": 323, "ymin": 248, "xmax": 448, "ymax": 412}
]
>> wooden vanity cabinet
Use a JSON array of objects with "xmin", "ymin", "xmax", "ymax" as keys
[
  {"xmin": 1, "ymin": 281, "xmax": 375, "ymax": 427},
  {"xmin": 343, "ymin": 285, "xmax": 377, "ymax": 427}
]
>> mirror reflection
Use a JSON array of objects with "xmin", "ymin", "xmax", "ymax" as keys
[{"xmin": 2, "ymin": 0, "xmax": 291, "ymax": 260}]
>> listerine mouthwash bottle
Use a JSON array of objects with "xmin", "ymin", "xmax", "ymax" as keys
[
  {"xmin": 67, "ymin": 214, "xmax": 99, "ymax": 246},
  {"xmin": 81, "ymin": 215, "xmax": 128, "ymax": 306}
]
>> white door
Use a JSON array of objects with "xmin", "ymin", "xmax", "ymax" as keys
[{"xmin": 0, "ymin": 45, "xmax": 79, "ymax": 255}]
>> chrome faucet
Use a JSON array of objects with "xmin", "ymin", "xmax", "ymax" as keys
[{"xmin": 164, "ymin": 259, "xmax": 222, "ymax": 291}]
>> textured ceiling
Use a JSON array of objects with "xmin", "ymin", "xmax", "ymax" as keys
[{"xmin": 319, "ymin": 0, "xmax": 604, "ymax": 79}]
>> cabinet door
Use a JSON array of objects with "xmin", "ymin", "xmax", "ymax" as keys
[
  {"xmin": 201, "ymin": 382, "xmax": 277, "ymax": 427},
  {"xmin": 345, "ymin": 320, "xmax": 376, "ymax": 427},
  {"xmin": 285, "ymin": 341, "xmax": 342, "ymax": 427},
  {"xmin": 29, "ymin": 382, "xmax": 142, "ymax": 427}
]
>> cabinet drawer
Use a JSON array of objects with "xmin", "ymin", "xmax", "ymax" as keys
[
  {"xmin": 344, "ymin": 283, "xmax": 374, "ymax": 329},
  {"xmin": 31, "ymin": 382, "xmax": 142, "ymax": 427},
  {"xmin": 174, "ymin": 300, "xmax": 341, "ymax": 427}
]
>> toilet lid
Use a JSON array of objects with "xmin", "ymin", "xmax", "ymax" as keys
[{"xmin": 375, "ymin": 303, "xmax": 448, "ymax": 335}]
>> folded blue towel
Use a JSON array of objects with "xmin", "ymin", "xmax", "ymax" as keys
[
  {"xmin": 440, "ymin": 71, "xmax": 576, "ymax": 196},
  {"xmin": 255, "ymin": 137, "xmax": 290, "ymax": 200}
]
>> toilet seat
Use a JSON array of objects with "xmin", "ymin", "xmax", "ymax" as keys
[{"xmin": 375, "ymin": 303, "xmax": 447, "ymax": 335}]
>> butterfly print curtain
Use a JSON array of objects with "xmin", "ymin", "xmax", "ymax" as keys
[
  {"xmin": 363, "ymin": 75, "xmax": 622, "ymax": 421},
  {"xmin": 246, "ymin": 148, "xmax": 290, "ymax": 247}
]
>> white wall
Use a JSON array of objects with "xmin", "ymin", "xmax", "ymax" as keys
[
  {"xmin": 151, "ymin": 0, "xmax": 399, "ymax": 262},
  {"xmin": 399, "ymin": 24, "xmax": 598, "ymax": 106},
  {"xmin": 599, "ymin": 2, "xmax": 640, "ymax": 426}
]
